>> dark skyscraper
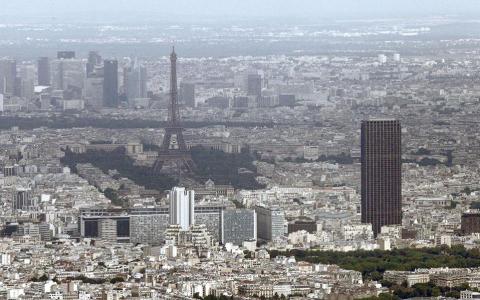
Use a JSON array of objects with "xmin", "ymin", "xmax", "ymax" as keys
[
  {"xmin": 86, "ymin": 51, "xmax": 102, "ymax": 77},
  {"xmin": 361, "ymin": 119, "xmax": 402, "ymax": 236},
  {"xmin": 103, "ymin": 59, "xmax": 118, "ymax": 107},
  {"xmin": 13, "ymin": 77, "xmax": 22, "ymax": 97},
  {"xmin": 37, "ymin": 57, "xmax": 50, "ymax": 86},
  {"xmin": 0, "ymin": 59, "xmax": 17, "ymax": 95}
]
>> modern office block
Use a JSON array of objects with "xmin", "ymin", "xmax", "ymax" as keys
[
  {"xmin": 79, "ymin": 209, "xmax": 130, "ymax": 243},
  {"xmin": 51, "ymin": 59, "xmax": 84, "ymax": 90},
  {"xmin": 84, "ymin": 71, "xmax": 104, "ymax": 108},
  {"xmin": 38, "ymin": 223, "xmax": 53, "ymax": 241},
  {"xmin": 37, "ymin": 57, "xmax": 51, "ymax": 86},
  {"xmin": 0, "ymin": 59, "xmax": 17, "ymax": 95},
  {"xmin": 222, "ymin": 209, "xmax": 257, "ymax": 245},
  {"xmin": 361, "ymin": 119, "xmax": 402, "ymax": 236},
  {"xmin": 255, "ymin": 206, "xmax": 285, "ymax": 241},
  {"xmin": 13, "ymin": 188, "xmax": 35, "ymax": 210},
  {"xmin": 79, "ymin": 204, "xmax": 227, "ymax": 244},
  {"xmin": 99, "ymin": 219, "xmax": 117, "ymax": 242},
  {"xmin": 461, "ymin": 212, "xmax": 480, "ymax": 235},
  {"xmin": 18, "ymin": 65, "xmax": 35, "ymax": 99},
  {"xmin": 169, "ymin": 187, "xmax": 195, "ymax": 230},
  {"xmin": 103, "ymin": 59, "xmax": 118, "ymax": 107},
  {"xmin": 86, "ymin": 51, "xmax": 102, "ymax": 76},
  {"xmin": 130, "ymin": 214, "xmax": 170, "ymax": 246},
  {"xmin": 124, "ymin": 62, "xmax": 147, "ymax": 102},
  {"xmin": 194, "ymin": 204, "xmax": 225, "ymax": 242}
]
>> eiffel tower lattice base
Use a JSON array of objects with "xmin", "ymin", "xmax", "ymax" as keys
[{"xmin": 153, "ymin": 126, "xmax": 195, "ymax": 174}]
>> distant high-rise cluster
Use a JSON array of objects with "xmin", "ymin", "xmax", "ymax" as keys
[
  {"xmin": 0, "ymin": 50, "xmax": 153, "ymax": 111},
  {"xmin": 51, "ymin": 51, "xmax": 85, "ymax": 94},
  {"xmin": 124, "ymin": 60, "xmax": 147, "ymax": 103}
]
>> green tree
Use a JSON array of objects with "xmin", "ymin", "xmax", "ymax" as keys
[{"xmin": 109, "ymin": 276, "xmax": 125, "ymax": 284}]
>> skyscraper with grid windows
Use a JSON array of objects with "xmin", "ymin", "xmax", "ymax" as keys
[{"xmin": 361, "ymin": 119, "xmax": 402, "ymax": 236}]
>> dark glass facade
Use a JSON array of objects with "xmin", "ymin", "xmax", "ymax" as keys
[
  {"xmin": 84, "ymin": 220, "xmax": 99, "ymax": 237},
  {"xmin": 37, "ymin": 57, "xmax": 50, "ymax": 86},
  {"xmin": 287, "ymin": 219, "xmax": 317, "ymax": 234},
  {"xmin": 361, "ymin": 119, "xmax": 402, "ymax": 236},
  {"xmin": 103, "ymin": 59, "xmax": 119, "ymax": 107},
  {"xmin": 461, "ymin": 213, "xmax": 480, "ymax": 235},
  {"xmin": 116, "ymin": 218, "xmax": 130, "ymax": 237}
]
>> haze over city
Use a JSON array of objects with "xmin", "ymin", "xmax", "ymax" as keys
[
  {"xmin": 1, "ymin": 0, "xmax": 480, "ymax": 299},
  {"xmin": 2, "ymin": 0, "xmax": 480, "ymax": 19}
]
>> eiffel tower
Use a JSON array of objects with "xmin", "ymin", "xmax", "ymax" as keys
[{"xmin": 153, "ymin": 47, "xmax": 195, "ymax": 173}]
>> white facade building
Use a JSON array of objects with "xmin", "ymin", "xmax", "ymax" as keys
[{"xmin": 169, "ymin": 187, "xmax": 195, "ymax": 230}]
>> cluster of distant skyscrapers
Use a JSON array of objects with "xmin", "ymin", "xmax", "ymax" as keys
[{"xmin": 0, "ymin": 50, "xmax": 154, "ymax": 109}]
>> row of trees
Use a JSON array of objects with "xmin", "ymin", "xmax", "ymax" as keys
[
  {"xmin": 51, "ymin": 275, "xmax": 124, "ymax": 285},
  {"xmin": 269, "ymin": 246, "xmax": 480, "ymax": 299},
  {"xmin": 103, "ymin": 188, "xmax": 128, "ymax": 208},
  {"xmin": 270, "ymin": 246, "xmax": 480, "ymax": 280},
  {"xmin": 194, "ymin": 294, "xmax": 287, "ymax": 300},
  {"xmin": 190, "ymin": 146, "xmax": 265, "ymax": 190},
  {"xmin": 283, "ymin": 152, "xmax": 354, "ymax": 165},
  {"xmin": 0, "ymin": 116, "xmax": 274, "ymax": 130},
  {"xmin": 405, "ymin": 148, "xmax": 453, "ymax": 167},
  {"xmin": 193, "ymin": 294, "xmax": 233, "ymax": 300},
  {"xmin": 61, "ymin": 148, "xmax": 178, "ymax": 192},
  {"xmin": 61, "ymin": 146, "xmax": 265, "ymax": 191}
]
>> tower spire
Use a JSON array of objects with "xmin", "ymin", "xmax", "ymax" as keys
[{"xmin": 169, "ymin": 45, "xmax": 179, "ymax": 125}]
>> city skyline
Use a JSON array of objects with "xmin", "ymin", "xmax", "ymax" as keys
[{"xmin": 0, "ymin": 2, "xmax": 480, "ymax": 299}]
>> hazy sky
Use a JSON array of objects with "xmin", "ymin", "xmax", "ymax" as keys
[{"xmin": 2, "ymin": 0, "xmax": 480, "ymax": 22}]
